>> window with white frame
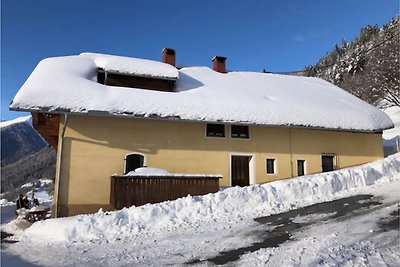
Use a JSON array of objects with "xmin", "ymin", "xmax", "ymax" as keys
[
  {"xmin": 231, "ymin": 125, "xmax": 249, "ymax": 139},
  {"xmin": 266, "ymin": 158, "xmax": 276, "ymax": 174}
]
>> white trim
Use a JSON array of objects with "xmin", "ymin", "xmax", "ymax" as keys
[
  {"xmin": 321, "ymin": 153, "xmax": 338, "ymax": 171},
  {"xmin": 124, "ymin": 152, "xmax": 147, "ymax": 174},
  {"xmin": 229, "ymin": 153, "xmax": 256, "ymax": 186},
  {"xmin": 229, "ymin": 124, "xmax": 251, "ymax": 141},
  {"xmin": 265, "ymin": 157, "xmax": 277, "ymax": 175}
]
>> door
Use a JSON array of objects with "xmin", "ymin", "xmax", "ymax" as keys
[
  {"xmin": 231, "ymin": 156, "xmax": 250, "ymax": 187},
  {"xmin": 321, "ymin": 155, "xmax": 335, "ymax": 172}
]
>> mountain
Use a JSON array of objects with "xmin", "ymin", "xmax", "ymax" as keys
[
  {"xmin": 303, "ymin": 17, "xmax": 399, "ymax": 107},
  {"xmin": 1, "ymin": 116, "xmax": 48, "ymax": 167},
  {"xmin": 1, "ymin": 116, "xmax": 56, "ymax": 199}
]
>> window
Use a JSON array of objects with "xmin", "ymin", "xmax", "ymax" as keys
[
  {"xmin": 97, "ymin": 68, "xmax": 175, "ymax": 92},
  {"xmin": 231, "ymin": 125, "xmax": 249, "ymax": 139},
  {"xmin": 321, "ymin": 154, "xmax": 335, "ymax": 172},
  {"xmin": 206, "ymin": 123, "xmax": 225, "ymax": 137},
  {"xmin": 297, "ymin": 160, "xmax": 305, "ymax": 176},
  {"xmin": 266, "ymin": 158, "xmax": 275, "ymax": 174},
  {"xmin": 125, "ymin": 153, "xmax": 145, "ymax": 174}
]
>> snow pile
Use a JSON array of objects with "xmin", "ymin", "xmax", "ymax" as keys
[
  {"xmin": 80, "ymin": 53, "xmax": 178, "ymax": 79},
  {"xmin": 0, "ymin": 199, "xmax": 13, "ymax": 205},
  {"xmin": 126, "ymin": 167, "xmax": 170, "ymax": 176},
  {"xmin": 19, "ymin": 154, "xmax": 400, "ymax": 243},
  {"xmin": 10, "ymin": 54, "xmax": 393, "ymax": 132},
  {"xmin": 0, "ymin": 115, "xmax": 31, "ymax": 128},
  {"xmin": 125, "ymin": 167, "xmax": 222, "ymax": 177},
  {"xmin": 383, "ymin": 106, "xmax": 400, "ymax": 155}
]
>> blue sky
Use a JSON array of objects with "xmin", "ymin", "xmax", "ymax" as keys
[{"xmin": 1, "ymin": 0, "xmax": 398, "ymax": 120}]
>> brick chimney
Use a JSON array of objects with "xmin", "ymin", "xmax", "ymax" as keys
[
  {"xmin": 212, "ymin": 56, "xmax": 227, "ymax": 73},
  {"xmin": 162, "ymin": 48, "xmax": 176, "ymax": 67}
]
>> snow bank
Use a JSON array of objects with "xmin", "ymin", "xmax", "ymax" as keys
[
  {"xmin": 10, "ymin": 54, "xmax": 393, "ymax": 132},
  {"xmin": 125, "ymin": 167, "xmax": 222, "ymax": 177},
  {"xmin": 20, "ymin": 154, "xmax": 400, "ymax": 243},
  {"xmin": 0, "ymin": 115, "xmax": 31, "ymax": 128},
  {"xmin": 126, "ymin": 167, "xmax": 170, "ymax": 176},
  {"xmin": 383, "ymin": 106, "xmax": 400, "ymax": 155},
  {"xmin": 0, "ymin": 199, "xmax": 12, "ymax": 205}
]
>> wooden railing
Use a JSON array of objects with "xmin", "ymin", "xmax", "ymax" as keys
[{"xmin": 110, "ymin": 174, "xmax": 222, "ymax": 209}]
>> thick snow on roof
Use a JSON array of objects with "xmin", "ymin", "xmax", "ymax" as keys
[
  {"xmin": 80, "ymin": 53, "xmax": 178, "ymax": 79},
  {"xmin": 10, "ymin": 54, "xmax": 393, "ymax": 132}
]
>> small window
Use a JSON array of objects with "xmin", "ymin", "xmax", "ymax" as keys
[
  {"xmin": 266, "ymin": 158, "xmax": 275, "ymax": 174},
  {"xmin": 321, "ymin": 154, "xmax": 335, "ymax": 172},
  {"xmin": 206, "ymin": 124, "xmax": 225, "ymax": 137},
  {"xmin": 231, "ymin": 125, "xmax": 249, "ymax": 139},
  {"xmin": 125, "ymin": 154, "xmax": 145, "ymax": 174},
  {"xmin": 297, "ymin": 160, "xmax": 305, "ymax": 176}
]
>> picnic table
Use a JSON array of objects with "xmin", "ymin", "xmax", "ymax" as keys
[
  {"xmin": 28, "ymin": 206, "xmax": 50, "ymax": 222},
  {"xmin": 16, "ymin": 206, "xmax": 50, "ymax": 222}
]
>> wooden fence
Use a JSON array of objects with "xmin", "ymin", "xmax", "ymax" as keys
[{"xmin": 110, "ymin": 175, "xmax": 222, "ymax": 209}]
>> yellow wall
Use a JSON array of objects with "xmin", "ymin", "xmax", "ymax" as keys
[{"xmin": 55, "ymin": 115, "xmax": 383, "ymax": 216}]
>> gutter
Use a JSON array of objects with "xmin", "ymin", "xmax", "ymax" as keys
[
  {"xmin": 54, "ymin": 113, "xmax": 68, "ymax": 218},
  {"xmin": 9, "ymin": 106, "xmax": 391, "ymax": 134}
]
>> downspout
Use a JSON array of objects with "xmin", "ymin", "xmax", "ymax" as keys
[
  {"xmin": 54, "ymin": 113, "xmax": 68, "ymax": 218},
  {"xmin": 289, "ymin": 129, "xmax": 294, "ymax": 178}
]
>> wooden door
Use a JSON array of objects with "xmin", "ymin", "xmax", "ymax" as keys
[{"xmin": 231, "ymin": 156, "xmax": 250, "ymax": 187}]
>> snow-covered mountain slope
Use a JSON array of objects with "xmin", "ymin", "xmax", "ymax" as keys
[
  {"xmin": 304, "ymin": 17, "xmax": 399, "ymax": 107},
  {"xmin": 0, "ymin": 116, "xmax": 47, "ymax": 167}
]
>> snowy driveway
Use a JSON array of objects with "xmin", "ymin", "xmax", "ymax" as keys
[
  {"xmin": 190, "ymin": 194, "xmax": 398, "ymax": 266},
  {"xmin": 2, "ymin": 180, "xmax": 399, "ymax": 267}
]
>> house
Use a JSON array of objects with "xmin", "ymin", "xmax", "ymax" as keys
[{"xmin": 10, "ymin": 49, "xmax": 393, "ymax": 217}]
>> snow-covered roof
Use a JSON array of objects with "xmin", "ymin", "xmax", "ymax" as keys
[
  {"xmin": 10, "ymin": 53, "xmax": 393, "ymax": 132},
  {"xmin": 80, "ymin": 53, "xmax": 179, "ymax": 80}
]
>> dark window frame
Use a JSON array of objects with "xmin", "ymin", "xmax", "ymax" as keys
[
  {"xmin": 206, "ymin": 123, "xmax": 225, "ymax": 138},
  {"xmin": 124, "ymin": 153, "xmax": 145, "ymax": 174},
  {"xmin": 266, "ymin": 158, "xmax": 276, "ymax": 174},
  {"xmin": 231, "ymin": 125, "xmax": 250, "ymax": 139},
  {"xmin": 321, "ymin": 154, "xmax": 336, "ymax": 172},
  {"xmin": 297, "ymin": 159, "xmax": 306, "ymax": 176}
]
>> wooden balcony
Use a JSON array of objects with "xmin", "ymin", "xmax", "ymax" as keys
[{"xmin": 110, "ymin": 174, "xmax": 222, "ymax": 209}]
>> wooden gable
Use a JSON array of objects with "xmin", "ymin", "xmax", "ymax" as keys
[{"xmin": 31, "ymin": 112, "xmax": 60, "ymax": 150}]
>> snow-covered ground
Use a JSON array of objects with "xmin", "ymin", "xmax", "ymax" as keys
[{"xmin": 1, "ymin": 154, "xmax": 399, "ymax": 266}]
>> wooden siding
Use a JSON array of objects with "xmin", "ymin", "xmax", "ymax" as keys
[
  {"xmin": 98, "ymin": 69, "xmax": 175, "ymax": 92},
  {"xmin": 31, "ymin": 112, "xmax": 60, "ymax": 150},
  {"xmin": 110, "ymin": 175, "xmax": 221, "ymax": 209}
]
